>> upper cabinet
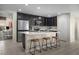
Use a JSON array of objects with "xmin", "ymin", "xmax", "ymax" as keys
[
  {"xmin": 52, "ymin": 16, "xmax": 57, "ymax": 26},
  {"xmin": 17, "ymin": 12, "xmax": 31, "ymax": 20},
  {"xmin": 17, "ymin": 13, "xmax": 23, "ymax": 20},
  {"xmin": 43, "ymin": 16, "xmax": 57, "ymax": 26},
  {"xmin": 17, "ymin": 12, "xmax": 57, "ymax": 26},
  {"xmin": 33, "ymin": 17, "xmax": 44, "ymax": 26}
]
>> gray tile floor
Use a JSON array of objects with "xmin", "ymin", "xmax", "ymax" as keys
[
  {"xmin": 0, "ymin": 40, "xmax": 25, "ymax": 55},
  {"xmin": 0, "ymin": 40, "xmax": 79, "ymax": 55}
]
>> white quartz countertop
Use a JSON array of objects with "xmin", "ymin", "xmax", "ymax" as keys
[
  {"xmin": 19, "ymin": 32, "xmax": 58, "ymax": 39},
  {"xmin": 19, "ymin": 31, "xmax": 58, "ymax": 35}
]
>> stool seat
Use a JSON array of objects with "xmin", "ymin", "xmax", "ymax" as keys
[
  {"xmin": 31, "ymin": 39, "xmax": 39, "ymax": 42},
  {"xmin": 52, "ymin": 36, "xmax": 58, "ymax": 39},
  {"xmin": 42, "ymin": 37, "xmax": 50, "ymax": 40}
]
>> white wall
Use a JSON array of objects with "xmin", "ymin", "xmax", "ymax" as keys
[
  {"xmin": 57, "ymin": 14, "xmax": 70, "ymax": 42},
  {"xmin": 70, "ymin": 13, "xmax": 76, "ymax": 42},
  {"xmin": 12, "ymin": 11, "xmax": 17, "ymax": 41},
  {"xmin": 76, "ymin": 17, "xmax": 79, "ymax": 40},
  {"xmin": 0, "ymin": 11, "xmax": 17, "ymax": 41},
  {"xmin": 69, "ymin": 11, "xmax": 79, "ymax": 42},
  {"xmin": 70, "ymin": 11, "xmax": 79, "ymax": 42}
]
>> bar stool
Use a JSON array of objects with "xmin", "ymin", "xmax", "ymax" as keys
[
  {"xmin": 29, "ymin": 39, "xmax": 41, "ymax": 55},
  {"xmin": 42, "ymin": 37, "xmax": 51, "ymax": 50},
  {"xmin": 51, "ymin": 33, "xmax": 60, "ymax": 48},
  {"xmin": 51, "ymin": 36, "xmax": 58, "ymax": 48}
]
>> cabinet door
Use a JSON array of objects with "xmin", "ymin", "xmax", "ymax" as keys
[
  {"xmin": 53, "ymin": 16, "xmax": 57, "ymax": 26},
  {"xmin": 43, "ymin": 18, "xmax": 47, "ymax": 26},
  {"xmin": 43, "ymin": 16, "xmax": 57, "ymax": 26},
  {"xmin": 17, "ymin": 13, "xmax": 23, "ymax": 20},
  {"xmin": 18, "ymin": 33, "xmax": 23, "ymax": 42},
  {"xmin": 18, "ymin": 20, "xmax": 24, "ymax": 30},
  {"xmin": 47, "ymin": 18, "xmax": 53, "ymax": 26}
]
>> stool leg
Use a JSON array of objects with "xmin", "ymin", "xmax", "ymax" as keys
[
  {"xmin": 51, "ymin": 38, "xmax": 57, "ymax": 48},
  {"xmin": 57, "ymin": 39, "xmax": 60, "ymax": 47},
  {"xmin": 38, "ymin": 41, "xmax": 41, "ymax": 53},
  {"xmin": 51, "ymin": 38, "xmax": 54, "ymax": 47},
  {"xmin": 46, "ymin": 40, "xmax": 47, "ymax": 50},
  {"xmin": 29, "ymin": 41, "xmax": 35, "ymax": 55},
  {"xmin": 29, "ymin": 41, "xmax": 32, "ymax": 53},
  {"xmin": 50, "ymin": 39, "xmax": 52, "ymax": 48},
  {"xmin": 59, "ymin": 40, "xmax": 61, "ymax": 47},
  {"xmin": 33, "ymin": 42, "xmax": 36, "ymax": 55},
  {"xmin": 29, "ymin": 41, "xmax": 36, "ymax": 55},
  {"xmin": 54, "ymin": 38, "xmax": 57, "ymax": 48},
  {"xmin": 42, "ymin": 40, "xmax": 46, "ymax": 50},
  {"xmin": 42, "ymin": 40, "xmax": 44, "ymax": 49}
]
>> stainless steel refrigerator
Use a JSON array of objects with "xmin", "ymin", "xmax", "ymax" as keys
[{"xmin": 17, "ymin": 20, "xmax": 29, "ymax": 42}]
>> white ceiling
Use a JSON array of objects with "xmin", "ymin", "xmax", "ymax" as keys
[{"xmin": 0, "ymin": 4, "xmax": 79, "ymax": 17}]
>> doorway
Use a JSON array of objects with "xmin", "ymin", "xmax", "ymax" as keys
[{"xmin": 0, "ymin": 14, "xmax": 13, "ymax": 41}]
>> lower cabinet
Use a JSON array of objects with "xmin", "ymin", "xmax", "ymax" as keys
[
  {"xmin": 18, "ymin": 32, "xmax": 25, "ymax": 49},
  {"xmin": 22, "ymin": 34, "xmax": 25, "ymax": 49},
  {"xmin": 18, "ymin": 32, "xmax": 23, "ymax": 42}
]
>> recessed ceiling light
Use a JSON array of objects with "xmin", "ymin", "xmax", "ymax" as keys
[
  {"xmin": 38, "ymin": 17, "xmax": 41, "ymax": 19},
  {"xmin": 37, "ymin": 7, "xmax": 40, "ymax": 10},
  {"xmin": 18, "ymin": 9, "xmax": 22, "ymax": 11},
  {"xmin": 25, "ymin": 4, "xmax": 28, "ymax": 6},
  {"xmin": 48, "ymin": 15, "xmax": 51, "ymax": 17},
  {"xmin": 57, "ymin": 12, "xmax": 61, "ymax": 15}
]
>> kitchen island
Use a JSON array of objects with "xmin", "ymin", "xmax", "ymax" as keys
[{"xmin": 20, "ymin": 31, "xmax": 58, "ymax": 53}]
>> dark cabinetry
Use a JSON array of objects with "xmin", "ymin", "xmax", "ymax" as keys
[
  {"xmin": 18, "ymin": 32, "xmax": 25, "ymax": 42},
  {"xmin": 17, "ymin": 12, "xmax": 57, "ymax": 26},
  {"xmin": 43, "ymin": 16, "xmax": 57, "ymax": 26},
  {"xmin": 17, "ymin": 13, "xmax": 23, "ymax": 20},
  {"xmin": 33, "ymin": 17, "xmax": 44, "ymax": 26},
  {"xmin": 47, "ymin": 17, "xmax": 53, "ymax": 26},
  {"xmin": 17, "ymin": 32, "xmax": 25, "ymax": 48},
  {"xmin": 17, "ymin": 12, "xmax": 30, "ymax": 20},
  {"xmin": 52, "ymin": 16, "xmax": 57, "ymax": 26},
  {"xmin": 22, "ymin": 34, "xmax": 25, "ymax": 49}
]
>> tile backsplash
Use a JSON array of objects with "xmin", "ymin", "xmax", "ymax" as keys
[{"xmin": 31, "ymin": 26, "xmax": 57, "ymax": 31}]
